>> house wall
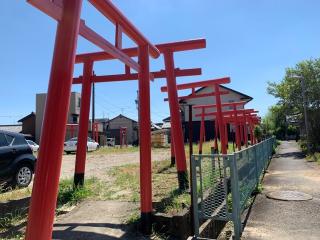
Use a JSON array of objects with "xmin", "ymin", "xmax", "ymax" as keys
[
  {"xmin": 21, "ymin": 115, "xmax": 35, "ymax": 137},
  {"xmin": 35, "ymin": 92, "xmax": 81, "ymax": 143},
  {"xmin": 176, "ymin": 86, "xmax": 252, "ymax": 143},
  {"xmin": 181, "ymin": 86, "xmax": 247, "ymax": 122},
  {"xmin": 182, "ymin": 120, "xmax": 234, "ymax": 143},
  {"xmin": 108, "ymin": 116, "xmax": 138, "ymax": 145}
]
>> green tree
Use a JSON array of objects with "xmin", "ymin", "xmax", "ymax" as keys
[{"xmin": 267, "ymin": 58, "xmax": 320, "ymax": 149}]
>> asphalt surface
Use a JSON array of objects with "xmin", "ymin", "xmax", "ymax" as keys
[{"xmin": 242, "ymin": 141, "xmax": 320, "ymax": 240}]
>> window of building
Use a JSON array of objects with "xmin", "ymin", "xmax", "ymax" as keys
[{"xmin": 72, "ymin": 114, "xmax": 78, "ymax": 123}]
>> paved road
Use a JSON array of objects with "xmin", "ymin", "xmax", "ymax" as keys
[{"xmin": 242, "ymin": 141, "xmax": 320, "ymax": 240}]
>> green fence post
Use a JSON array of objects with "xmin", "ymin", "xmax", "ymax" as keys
[
  {"xmin": 230, "ymin": 154, "xmax": 242, "ymax": 239},
  {"xmin": 191, "ymin": 155, "xmax": 200, "ymax": 238},
  {"xmin": 253, "ymin": 145, "xmax": 259, "ymax": 188}
]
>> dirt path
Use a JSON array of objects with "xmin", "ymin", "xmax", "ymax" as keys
[
  {"xmin": 53, "ymin": 200, "xmax": 144, "ymax": 240},
  {"xmin": 60, "ymin": 148, "xmax": 171, "ymax": 180},
  {"xmin": 242, "ymin": 141, "xmax": 320, "ymax": 240}
]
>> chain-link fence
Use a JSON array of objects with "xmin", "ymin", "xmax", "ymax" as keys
[{"xmin": 191, "ymin": 137, "xmax": 275, "ymax": 239}]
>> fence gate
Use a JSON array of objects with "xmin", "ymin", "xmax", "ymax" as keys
[{"xmin": 191, "ymin": 138, "xmax": 275, "ymax": 239}]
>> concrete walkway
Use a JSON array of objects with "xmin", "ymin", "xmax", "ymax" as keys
[
  {"xmin": 242, "ymin": 141, "xmax": 320, "ymax": 240},
  {"xmin": 52, "ymin": 200, "xmax": 144, "ymax": 240}
]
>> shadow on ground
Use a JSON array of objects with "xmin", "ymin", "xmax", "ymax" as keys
[
  {"xmin": 52, "ymin": 222, "xmax": 144, "ymax": 240},
  {"xmin": 274, "ymin": 151, "xmax": 305, "ymax": 159},
  {"xmin": 0, "ymin": 197, "xmax": 30, "ymax": 238}
]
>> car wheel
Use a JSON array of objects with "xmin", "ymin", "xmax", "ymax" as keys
[
  {"xmin": 14, "ymin": 164, "xmax": 33, "ymax": 188},
  {"xmin": 65, "ymin": 151, "xmax": 70, "ymax": 155}
]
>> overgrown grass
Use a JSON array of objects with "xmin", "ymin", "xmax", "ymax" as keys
[
  {"xmin": 98, "ymin": 159, "xmax": 191, "ymax": 215},
  {"xmin": 299, "ymin": 139, "xmax": 320, "ymax": 164},
  {"xmin": 57, "ymin": 178, "xmax": 100, "ymax": 209}
]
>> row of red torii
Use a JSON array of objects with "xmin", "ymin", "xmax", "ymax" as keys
[{"xmin": 25, "ymin": 1, "xmax": 260, "ymax": 239}]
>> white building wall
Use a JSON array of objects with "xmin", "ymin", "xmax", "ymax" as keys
[{"xmin": 181, "ymin": 86, "xmax": 249, "ymax": 122}]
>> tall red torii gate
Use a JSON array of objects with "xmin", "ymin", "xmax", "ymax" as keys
[
  {"xmin": 26, "ymin": 0, "xmax": 206, "ymax": 238},
  {"xmin": 72, "ymin": 39, "xmax": 206, "ymax": 192},
  {"xmin": 26, "ymin": 0, "xmax": 163, "ymax": 238},
  {"xmin": 161, "ymin": 77, "xmax": 231, "ymax": 154},
  {"xmin": 75, "ymin": 39, "xmax": 207, "ymax": 190}
]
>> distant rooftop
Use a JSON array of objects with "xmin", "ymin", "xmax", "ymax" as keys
[{"xmin": 0, "ymin": 124, "xmax": 22, "ymax": 133}]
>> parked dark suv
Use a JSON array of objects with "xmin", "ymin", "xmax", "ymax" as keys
[{"xmin": 0, "ymin": 130, "xmax": 36, "ymax": 188}]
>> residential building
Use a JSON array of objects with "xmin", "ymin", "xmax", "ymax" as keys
[
  {"xmin": 36, "ymin": 92, "xmax": 81, "ymax": 143},
  {"xmin": 107, "ymin": 114, "xmax": 138, "ymax": 145},
  {"xmin": 0, "ymin": 124, "xmax": 22, "ymax": 133},
  {"xmin": 163, "ymin": 85, "xmax": 253, "ymax": 142},
  {"xmin": 18, "ymin": 112, "xmax": 36, "ymax": 140}
]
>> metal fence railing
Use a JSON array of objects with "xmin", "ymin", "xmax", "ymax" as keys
[{"xmin": 191, "ymin": 137, "xmax": 275, "ymax": 239}]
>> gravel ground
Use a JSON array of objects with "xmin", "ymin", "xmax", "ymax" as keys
[
  {"xmin": 60, "ymin": 148, "xmax": 171, "ymax": 180},
  {"xmin": 241, "ymin": 141, "xmax": 320, "ymax": 240}
]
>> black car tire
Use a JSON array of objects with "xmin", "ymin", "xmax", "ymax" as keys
[
  {"xmin": 13, "ymin": 164, "xmax": 33, "ymax": 188},
  {"xmin": 65, "ymin": 151, "xmax": 71, "ymax": 155}
]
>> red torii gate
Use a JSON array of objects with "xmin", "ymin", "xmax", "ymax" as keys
[
  {"xmin": 72, "ymin": 39, "xmax": 206, "ymax": 192},
  {"xmin": 223, "ymin": 112, "xmax": 260, "ymax": 147},
  {"xmin": 26, "ymin": 0, "xmax": 163, "ymax": 238},
  {"xmin": 27, "ymin": 0, "xmax": 206, "ymax": 237},
  {"xmin": 92, "ymin": 122, "xmax": 99, "ymax": 143},
  {"xmin": 66, "ymin": 123, "xmax": 78, "ymax": 139},
  {"xmin": 222, "ymin": 113, "xmax": 260, "ymax": 147},
  {"xmin": 195, "ymin": 109, "xmax": 259, "ymax": 152},
  {"xmin": 193, "ymin": 101, "xmax": 248, "ymax": 153},
  {"xmin": 119, "ymin": 127, "xmax": 127, "ymax": 148},
  {"xmin": 161, "ymin": 77, "xmax": 231, "ymax": 154}
]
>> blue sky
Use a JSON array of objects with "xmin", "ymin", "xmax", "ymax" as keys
[{"xmin": 1, "ymin": 0, "xmax": 320, "ymax": 124}]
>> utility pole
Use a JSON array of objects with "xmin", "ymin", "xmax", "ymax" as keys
[
  {"xmin": 291, "ymin": 74, "xmax": 311, "ymax": 153},
  {"xmin": 300, "ymin": 76, "xmax": 311, "ymax": 153}
]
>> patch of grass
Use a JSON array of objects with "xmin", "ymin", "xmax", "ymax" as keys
[
  {"xmin": 306, "ymin": 152, "xmax": 320, "ymax": 164},
  {"xmin": 0, "ymin": 187, "xmax": 31, "ymax": 203},
  {"xmin": 244, "ymin": 196, "xmax": 254, "ymax": 209},
  {"xmin": 256, "ymin": 183, "xmax": 263, "ymax": 193},
  {"xmin": 57, "ymin": 178, "xmax": 99, "ymax": 208},
  {"xmin": 0, "ymin": 233, "xmax": 24, "ymax": 240},
  {"xmin": 91, "ymin": 145, "xmax": 139, "ymax": 155},
  {"xmin": 106, "ymin": 163, "xmax": 140, "ymax": 202},
  {"xmin": 0, "ymin": 209, "xmax": 26, "ymax": 231},
  {"xmin": 101, "ymin": 160, "xmax": 191, "ymax": 215},
  {"xmin": 125, "ymin": 211, "xmax": 140, "ymax": 225},
  {"xmin": 163, "ymin": 190, "xmax": 190, "ymax": 215},
  {"xmin": 0, "ymin": 208, "xmax": 26, "ymax": 239}
]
